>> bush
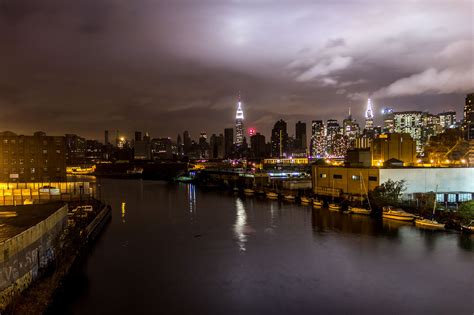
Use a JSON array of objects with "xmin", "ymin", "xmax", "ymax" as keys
[{"xmin": 458, "ymin": 200, "xmax": 474, "ymax": 223}]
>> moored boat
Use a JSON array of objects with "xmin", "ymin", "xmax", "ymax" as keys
[
  {"xmin": 415, "ymin": 218, "xmax": 445, "ymax": 230},
  {"xmin": 461, "ymin": 220, "xmax": 474, "ymax": 234},
  {"xmin": 243, "ymin": 188, "xmax": 255, "ymax": 195},
  {"xmin": 382, "ymin": 206, "xmax": 416, "ymax": 222},
  {"xmin": 313, "ymin": 199, "xmax": 323, "ymax": 208},
  {"xmin": 328, "ymin": 203, "xmax": 341, "ymax": 211},
  {"xmin": 300, "ymin": 196, "xmax": 311, "ymax": 204},
  {"xmin": 284, "ymin": 195, "xmax": 295, "ymax": 202},
  {"xmin": 349, "ymin": 206, "xmax": 371, "ymax": 215},
  {"xmin": 266, "ymin": 192, "xmax": 279, "ymax": 199}
]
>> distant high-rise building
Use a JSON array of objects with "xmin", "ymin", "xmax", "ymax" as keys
[
  {"xmin": 271, "ymin": 119, "xmax": 288, "ymax": 157},
  {"xmin": 326, "ymin": 119, "xmax": 340, "ymax": 156},
  {"xmin": 177, "ymin": 134, "xmax": 183, "ymax": 156},
  {"xmin": 464, "ymin": 93, "xmax": 474, "ymax": 140},
  {"xmin": 438, "ymin": 111, "xmax": 456, "ymax": 129},
  {"xmin": 224, "ymin": 128, "xmax": 234, "ymax": 158},
  {"xmin": 104, "ymin": 130, "xmax": 109, "ymax": 145},
  {"xmin": 342, "ymin": 108, "xmax": 360, "ymax": 146},
  {"xmin": 310, "ymin": 120, "xmax": 325, "ymax": 158},
  {"xmin": 134, "ymin": 131, "xmax": 142, "ymax": 142},
  {"xmin": 364, "ymin": 98, "xmax": 374, "ymax": 131},
  {"xmin": 382, "ymin": 108, "xmax": 394, "ymax": 133},
  {"xmin": 210, "ymin": 134, "xmax": 224, "ymax": 159},
  {"xmin": 295, "ymin": 121, "xmax": 307, "ymax": 151},
  {"xmin": 393, "ymin": 111, "xmax": 423, "ymax": 153},
  {"xmin": 250, "ymin": 133, "xmax": 266, "ymax": 158},
  {"xmin": 65, "ymin": 134, "xmax": 87, "ymax": 165},
  {"xmin": 151, "ymin": 138, "xmax": 173, "ymax": 159},
  {"xmin": 183, "ymin": 130, "xmax": 191, "ymax": 155},
  {"xmin": 235, "ymin": 96, "xmax": 244, "ymax": 146},
  {"xmin": 143, "ymin": 132, "xmax": 151, "ymax": 142}
]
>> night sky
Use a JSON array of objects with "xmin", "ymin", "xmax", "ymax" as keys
[{"xmin": 1, "ymin": 0, "xmax": 472, "ymax": 140}]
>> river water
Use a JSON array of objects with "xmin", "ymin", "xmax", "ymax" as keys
[{"xmin": 52, "ymin": 179, "xmax": 473, "ymax": 314}]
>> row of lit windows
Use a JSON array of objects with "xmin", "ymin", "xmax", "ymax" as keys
[
  {"xmin": 319, "ymin": 173, "xmax": 377, "ymax": 181},
  {"xmin": 1, "ymin": 167, "xmax": 62, "ymax": 174},
  {"xmin": 1, "ymin": 149, "xmax": 61, "ymax": 154}
]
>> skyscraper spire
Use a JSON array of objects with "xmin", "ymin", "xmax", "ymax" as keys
[
  {"xmin": 365, "ymin": 98, "xmax": 374, "ymax": 119},
  {"xmin": 235, "ymin": 93, "xmax": 244, "ymax": 146},
  {"xmin": 365, "ymin": 98, "xmax": 374, "ymax": 130}
]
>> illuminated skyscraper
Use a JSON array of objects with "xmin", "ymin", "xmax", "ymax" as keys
[
  {"xmin": 235, "ymin": 96, "xmax": 244, "ymax": 146},
  {"xmin": 310, "ymin": 120, "xmax": 325, "ymax": 158},
  {"xmin": 365, "ymin": 98, "xmax": 374, "ymax": 130}
]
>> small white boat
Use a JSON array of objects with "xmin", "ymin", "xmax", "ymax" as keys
[
  {"xmin": 284, "ymin": 195, "xmax": 295, "ymax": 202},
  {"xmin": 243, "ymin": 188, "xmax": 255, "ymax": 195},
  {"xmin": 415, "ymin": 218, "xmax": 445, "ymax": 230},
  {"xmin": 328, "ymin": 203, "xmax": 341, "ymax": 211},
  {"xmin": 382, "ymin": 206, "xmax": 416, "ymax": 222},
  {"xmin": 300, "ymin": 196, "xmax": 311, "ymax": 204},
  {"xmin": 349, "ymin": 206, "xmax": 371, "ymax": 215},
  {"xmin": 313, "ymin": 199, "xmax": 323, "ymax": 208},
  {"xmin": 266, "ymin": 192, "xmax": 279, "ymax": 199}
]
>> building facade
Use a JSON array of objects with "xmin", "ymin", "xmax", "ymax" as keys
[
  {"xmin": 0, "ymin": 132, "xmax": 67, "ymax": 182},
  {"xmin": 393, "ymin": 111, "xmax": 423, "ymax": 153}
]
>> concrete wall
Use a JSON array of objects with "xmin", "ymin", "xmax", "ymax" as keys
[
  {"xmin": 379, "ymin": 168, "xmax": 474, "ymax": 194},
  {"xmin": 0, "ymin": 204, "xmax": 67, "ymax": 310}
]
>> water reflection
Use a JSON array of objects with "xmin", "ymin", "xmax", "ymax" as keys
[
  {"xmin": 187, "ymin": 184, "xmax": 196, "ymax": 221},
  {"xmin": 121, "ymin": 202, "xmax": 126, "ymax": 223},
  {"xmin": 234, "ymin": 198, "xmax": 247, "ymax": 251}
]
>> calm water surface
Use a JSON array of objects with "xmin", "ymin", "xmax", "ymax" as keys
[{"xmin": 53, "ymin": 179, "xmax": 474, "ymax": 314}]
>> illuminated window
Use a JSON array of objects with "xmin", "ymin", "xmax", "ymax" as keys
[
  {"xmin": 31, "ymin": 168, "xmax": 35, "ymax": 174},
  {"xmin": 351, "ymin": 175, "xmax": 360, "ymax": 180},
  {"xmin": 320, "ymin": 173, "xmax": 327, "ymax": 178},
  {"xmin": 447, "ymin": 194, "xmax": 456, "ymax": 203}
]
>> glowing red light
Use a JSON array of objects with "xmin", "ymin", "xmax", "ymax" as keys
[{"xmin": 248, "ymin": 128, "xmax": 256, "ymax": 136}]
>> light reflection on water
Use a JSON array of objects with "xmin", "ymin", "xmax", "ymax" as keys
[{"xmin": 234, "ymin": 197, "xmax": 247, "ymax": 251}]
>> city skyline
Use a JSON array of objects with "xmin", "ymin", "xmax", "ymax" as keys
[{"xmin": 0, "ymin": 0, "xmax": 472, "ymax": 139}]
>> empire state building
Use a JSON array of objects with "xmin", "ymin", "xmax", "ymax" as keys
[{"xmin": 235, "ymin": 96, "xmax": 244, "ymax": 146}]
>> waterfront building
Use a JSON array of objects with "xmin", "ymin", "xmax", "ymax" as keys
[
  {"xmin": 65, "ymin": 134, "xmax": 86, "ymax": 165},
  {"xmin": 371, "ymin": 133, "xmax": 416, "ymax": 166},
  {"xmin": 271, "ymin": 119, "xmax": 289, "ymax": 158},
  {"xmin": 0, "ymin": 131, "xmax": 67, "ymax": 182},
  {"xmin": 295, "ymin": 121, "xmax": 307, "ymax": 152},
  {"xmin": 85, "ymin": 140, "xmax": 104, "ymax": 161},
  {"xmin": 463, "ymin": 93, "xmax": 474, "ymax": 140},
  {"xmin": 235, "ymin": 97, "xmax": 244, "ymax": 147},
  {"xmin": 312, "ymin": 165, "xmax": 474, "ymax": 204},
  {"xmin": 310, "ymin": 120, "xmax": 325, "ymax": 158},
  {"xmin": 151, "ymin": 137, "xmax": 173, "ymax": 159},
  {"xmin": 393, "ymin": 111, "xmax": 423, "ymax": 153},
  {"xmin": 134, "ymin": 137, "xmax": 151, "ymax": 160}
]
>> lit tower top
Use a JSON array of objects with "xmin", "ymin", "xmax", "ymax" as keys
[
  {"xmin": 365, "ymin": 98, "xmax": 374, "ymax": 130},
  {"xmin": 235, "ymin": 94, "xmax": 245, "ymax": 146},
  {"xmin": 365, "ymin": 98, "xmax": 374, "ymax": 119}
]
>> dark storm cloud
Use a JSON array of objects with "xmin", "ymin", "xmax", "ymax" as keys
[{"xmin": 0, "ymin": 0, "xmax": 472, "ymax": 140}]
